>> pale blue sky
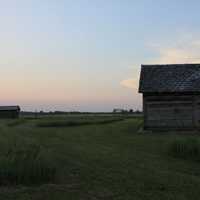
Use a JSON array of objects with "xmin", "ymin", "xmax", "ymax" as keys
[{"xmin": 0, "ymin": 0, "xmax": 200, "ymax": 111}]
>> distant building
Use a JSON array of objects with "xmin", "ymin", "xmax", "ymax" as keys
[
  {"xmin": 113, "ymin": 108, "xmax": 126, "ymax": 113},
  {"xmin": 139, "ymin": 64, "xmax": 200, "ymax": 130},
  {"xmin": 0, "ymin": 106, "xmax": 20, "ymax": 119}
]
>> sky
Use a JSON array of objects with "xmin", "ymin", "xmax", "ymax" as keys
[{"xmin": 1, "ymin": 0, "xmax": 200, "ymax": 112}]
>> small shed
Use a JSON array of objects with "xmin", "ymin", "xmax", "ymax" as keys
[
  {"xmin": 0, "ymin": 106, "xmax": 20, "ymax": 119},
  {"xmin": 138, "ymin": 64, "xmax": 200, "ymax": 130}
]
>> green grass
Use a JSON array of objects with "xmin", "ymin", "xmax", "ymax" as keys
[
  {"xmin": 0, "ymin": 115, "xmax": 200, "ymax": 199},
  {"xmin": 168, "ymin": 138, "xmax": 200, "ymax": 161},
  {"xmin": 36, "ymin": 116, "xmax": 125, "ymax": 127},
  {"xmin": 0, "ymin": 142, "xmax": 56, "ymax": 186},
  {"xmin": 6, "ymin": 119, "xmax": 27, "ymax": 127}
]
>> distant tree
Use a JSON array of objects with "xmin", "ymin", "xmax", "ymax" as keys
[{"xmin": 129, "ymin": 109, "xmax": 133, "ymax": 113}]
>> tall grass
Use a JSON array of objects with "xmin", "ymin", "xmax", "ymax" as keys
[
  {"xmin": 0, "ymin": 142, "xmax": 56, "ymax": 186},
  {"xmin": 168, "ymin": 138, "xmax": 200, "ymax": 161},
  {"xmin": 37, "ymin": 117, "xmax": 125, "ymax": 127}
]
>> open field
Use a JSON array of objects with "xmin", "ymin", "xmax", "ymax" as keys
[{"xmin": 0, "ymin": 115, "xmax": 200, "ymax": 199}]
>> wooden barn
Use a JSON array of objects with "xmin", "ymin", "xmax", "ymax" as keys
[
  {"xmin": 0, "ymin": 106, "xmax": 20, "ymax": 119},
  {"xmin": 139, "ymin": 64, "xmax": 200, "ymax": 130}
]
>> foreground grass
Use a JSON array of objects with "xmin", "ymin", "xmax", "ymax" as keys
[
  {"xmin": 0, "ymin": 142, "xmax": 56, "ymax": 186},
  {"xmin": 0, "ymin": 116, "xmax": 200, "ymax": 199},
  {"xmin": 169, "ymin": 138, "xmax": 200, "ymax": 161}
]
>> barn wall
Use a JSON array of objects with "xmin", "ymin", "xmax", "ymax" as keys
[
  {"xmin": 0, "ymin": 110, "xmax": 20, "ymax": 119},
  {"xmin": 143, "ymin": 93, "xmax": 200, "ymax": 130},
  {"xmin": 193, "ymin": 95, "xmax": 200, "ymax": 128}
]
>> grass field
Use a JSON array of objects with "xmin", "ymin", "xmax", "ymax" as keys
[{"xmin": 0, "ymin": 115, "xmax": 200, "ymax": 199}]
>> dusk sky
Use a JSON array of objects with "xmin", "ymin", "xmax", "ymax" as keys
[{"xmin": 1, "ymin": 0, "xmax": 200, "ymax": 111}]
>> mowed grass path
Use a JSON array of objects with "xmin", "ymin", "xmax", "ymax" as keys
[{"xmin": 0, "ymin": 116, "xmax": 200, "ymax": 199}]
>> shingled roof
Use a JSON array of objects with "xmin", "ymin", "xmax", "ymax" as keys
[{"xmin": 139, "ymin": 64, "xmax": 200, "ymax": 93}]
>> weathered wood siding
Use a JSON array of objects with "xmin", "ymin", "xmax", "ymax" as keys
[
  {"xmin": 0, "ymin": 110, "xmax": 20, "ymax": 119},
  {"xmin": 143, "ymin": 93, "xmax": 200, "ymax": 130}
]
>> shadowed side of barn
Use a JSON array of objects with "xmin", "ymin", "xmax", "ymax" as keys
[{"xmin": 0, "ymin": 106, "xmax": 21, "ymax": 119}]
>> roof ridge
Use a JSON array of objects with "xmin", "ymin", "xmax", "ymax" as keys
[{"xmin": 141, "ymin": 63, "xmax": 200, "ymax": 66}]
